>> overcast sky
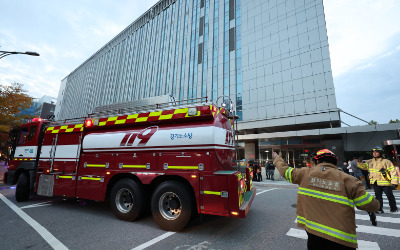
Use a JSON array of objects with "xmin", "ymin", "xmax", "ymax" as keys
[{"xmin": 1, "ymin": 0, "xmax": 399, "ymax": 125}]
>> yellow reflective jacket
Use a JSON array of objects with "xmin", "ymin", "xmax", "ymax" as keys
[
  {"xmin": 274, "ymin": 156, "xmax": 379, "ymax": 249},
  {"xmin": 357, "ymin": 162, "xmax": 369, "ymax": 171},
  {"xmin": 368, "ymin": 158, "xmax": 399, "ymax": 186}
]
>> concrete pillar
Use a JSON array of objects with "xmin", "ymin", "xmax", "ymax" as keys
[{"xmin": 244, "ymin": 141, "xmax": 256, "ymax": 162}]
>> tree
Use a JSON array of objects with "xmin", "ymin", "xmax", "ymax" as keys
[
  {"xmin": 369, "ymin": 120, "xmax": 378, "ymax": 125},
  {"xmin": 0, "ymin": 83, "xmax": 33, "ymax": 156},
  {"xmin": 389, "ymin": 119, "xmax": 400, "ymax": 123}
]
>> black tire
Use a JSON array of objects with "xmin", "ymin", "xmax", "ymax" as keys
[
  {"xmin": 16, "ymin": 173, "xmax": 30, "ymax": 202},
  {"xmin": 151, "ymin": 181, "xmax": 193, "ymax": 231},
  {"xmin": 110, "ymin": 179, "xmax": 144, "ymax": 221}
]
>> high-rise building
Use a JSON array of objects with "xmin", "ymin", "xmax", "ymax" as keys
[{"xmin": 55, "ymin": 0, "xmax": 341, "ymax": 162}]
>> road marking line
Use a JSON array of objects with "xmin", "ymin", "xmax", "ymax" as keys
[
  {"xmin": 356, "ymin": 225, "xmax": 400, "ymax": 237},
  {"xmin": 286, "ymin": 228, "xmax": 380, "ymax": 250},
  {"xmin": 356, "ymin": 214, "xmax": 400, "ymax": 224},
  {"xmin": 256, "ymin": 188, "xmax": 279, "ymax": 196},
  {"xmin": 20, "ymin": 201, "xmax": 53, "ymax": 209},
  {"xmin": 131, "ymin": 187, "xmax": 278, "ymax": 250},
  {"xmin": 131, "ymin": 232, "xmax": 176, "ymax": 250},
  {"xmin": 0, "ymin": 194, "xmax": 68, "ymax": 250}
]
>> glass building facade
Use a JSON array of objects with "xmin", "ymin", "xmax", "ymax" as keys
[{"xmin": 55, "ymin": 0, "xmax": 339, "ymax": 134}]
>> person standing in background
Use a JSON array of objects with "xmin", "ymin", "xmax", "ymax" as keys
[
  {"xmin": 342, "ymin": 161, "xmax": 349, "ymax": 174},
  {"xmin": 347, "ymin": 160, "xmax": 354, "ymax": 176},
  {"xmin": 368, "ymin": 147, "xmax": 399, "ymax": 213},
  {"xmin": 358, "ymin": 157, "xmax": 371, "ymax": 189}
]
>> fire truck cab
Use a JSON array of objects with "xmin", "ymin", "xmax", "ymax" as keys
[{"xmin": 5, "ymin": 98, "xmax": 255, "ymax": 231}]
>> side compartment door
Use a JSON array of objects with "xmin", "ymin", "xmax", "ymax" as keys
[
  {"xmin": 201, "ymin": 175, "xmax": 230, "ymax": 215},
  {"xmin": 51, "ymin": 132, "xmax": 82, "ymax": 197},
  {"xmin": 76, "ymin": 152, "xmax": 115, "ymax": 201}
]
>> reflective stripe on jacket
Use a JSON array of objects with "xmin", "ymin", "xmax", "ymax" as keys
[
  {"xmin": 274, "ymin": 156, "xmax": 379, "ymax": 249},
  {"xmin": 368, "ymin": 158, "xmax": 399, "ymax": 186},
  {"xmin": 357, "ymin": 162, "xmax": 369, "ymax": 170}
]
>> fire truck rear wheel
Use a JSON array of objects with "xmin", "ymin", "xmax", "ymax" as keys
[
  {"xmin": 16, "ymin": 173, "xmax": 30, "ymax": 202},
  {"xmin": 110, "ymin": 179, "xmax": 144, "ymax": 221},
  {"xmin": 151, "ymin": 181, "xmax": 192, "ymax": 231}
]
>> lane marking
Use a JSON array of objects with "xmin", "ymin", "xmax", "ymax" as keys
[
  {"xmin": 0, "ymin": 194, "xmax": 68, "ymax": 250},
  {"xmin": 132, "ymin": 232, "xmax": 176, "ymax": 250},
  {"xmin": 286, "ymin": 228, "xmax": 380, "ymax": 250},
  {"xmin": 355, "ymin": 214, "xmax": 400, "ymax": 224},
  {"xmin": 356, "ymin": 225, "xmax": 400, "ymax": 237},
  {"xmin": 256, "ymin": 188, "xmax": 279, "ymax": 196},
  {"xmin": 20, "ymin": 201, "xmax": 53, "ymax": 209},
  {"xmin": 131, "ymin": 187, "xmax": 278, "ymax": 249}
]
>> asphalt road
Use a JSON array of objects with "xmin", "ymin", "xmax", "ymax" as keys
[{"xmin": 0, "ymin": 182, "xmax": 399, "ymax": 250}]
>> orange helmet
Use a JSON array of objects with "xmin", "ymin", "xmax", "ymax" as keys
[{"xmin": 312, "ymin": 149, "xmax": 338, "ymax": 165}]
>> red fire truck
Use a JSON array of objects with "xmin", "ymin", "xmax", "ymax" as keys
[{"xmin": 5, "ymin": 98, "xmax": 255, "ymax": 231}]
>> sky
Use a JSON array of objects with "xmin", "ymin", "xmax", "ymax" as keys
[{"xmin": 0, "ymin": 0, "xmax": 399, "ymax": 126}]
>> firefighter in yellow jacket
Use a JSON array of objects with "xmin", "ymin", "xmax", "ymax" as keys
[
  {"xmin": 273, "ymin": 149, "xmax": 379, "ymax": 249},
  {"xmin": 368, "ymin": 146, "xmax": 399, "ymax": 213}
]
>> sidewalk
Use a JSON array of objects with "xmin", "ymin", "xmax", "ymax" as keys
[
  {"xmin": 251, "ymin": 167, "xmax": 298, "ymax": 189},
  {"xmin": 252, "ymin": 178, "xmax": 298, "ymax": 189}
]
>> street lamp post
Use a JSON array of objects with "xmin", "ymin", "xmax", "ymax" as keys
[{"xmin": 0, "ymin": 50, "xmax": 40, "ymax": 59}]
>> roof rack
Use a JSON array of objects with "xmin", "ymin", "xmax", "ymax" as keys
[
  {"xmin": 50, "ymin": 117, "xmax": 87, "ymax": 126},
  {"xmin": 88, "ymin": 96, "xmax": 211, "ymax": 119}
]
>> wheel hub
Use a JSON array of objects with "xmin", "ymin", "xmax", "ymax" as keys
[
  {"xmin": 116, "ymin": 188, "xmax": 134, "ymax": 213},
  {"xmin": 159, "ymin": 192, "xmax": 182, "ymax": 220}
]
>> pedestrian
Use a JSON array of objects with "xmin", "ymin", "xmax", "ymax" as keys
[
  {"xmin": 368, "ymin": 146, "xmax": 399, "ymax": 213},
  {"xmin": 248, "ymin": 160, "xmax": 257, "ymax": 182},
  {"xmin": 350, "ymin": 157, "xmax": 367, "ymax": 189},
  {"xmin": 358, "ymin": 157, "xmax": 371, "ymax": 189},
  {"xmin": 256, "ymin": 159, "xmax": 262, "ymax": 182},
  {"xmin": 265, "ymin": 160, "xmax": 270, "ymax": 179},
  {"xmin": 267, "ymin": 161, "xmax": 275, "ymax": 181},
  {"xmin": 342, "ymin": 161, "xmax": 349, "ymax": 174},
  {"xmin": 347, "ymin": 160, "xmax": 353, "ymax": 176},
  {"xmin": 272, "ymin": 149, "xmax": 379, "ymax": 249}
]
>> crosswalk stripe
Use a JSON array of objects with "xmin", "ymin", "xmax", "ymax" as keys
[
  {"xmin": 355, "ymin": 214, "xmax": 400, "ymax": 224},
  {"xmin": 20, "ymin": 201, "xmax": 52, "ymax": 209},
  {"xmin": 356, "ymin": 225, "xmax": 400, "ymax": 237},
  {"xmin": 286, "ymin": 228, "xmax": 380, "ymax": 250}
]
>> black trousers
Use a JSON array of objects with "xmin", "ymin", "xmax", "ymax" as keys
[
  {"xmin": 307, "ymin": 232, "xmax": 355, "ymax": 250},
  {"xmin": 361, "ymin": 170, "xmax": 371, "ymax": 188},
  {"xmin": 372, "ymin": 183, "xmax": 398, "ymax": 211}
]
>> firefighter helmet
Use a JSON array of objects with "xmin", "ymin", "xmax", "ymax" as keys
[
  {"xmin": 372, "ymin": 146, "xmax": 384, "ymax": 153},
  {"xmin": 312, "ymin": 149, "xmax": 338, "ymax": 165},
  {"xmin": 372, "ymin": 146, "xmax": 384, "ymax": 157}
]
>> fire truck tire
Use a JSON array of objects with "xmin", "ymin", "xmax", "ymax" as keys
[
  {"xmin": 16, "ymin": 173, "xmax": 30, "ymax": 202},
  {"xmin": 151, "ymin": 181, "xmax": 192, "ymax": 231},
  {"xmin": 110, "ymin": 179, "xmax": 144, "ymax": 221}
]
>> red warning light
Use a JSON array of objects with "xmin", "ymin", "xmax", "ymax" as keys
[
  {"xmin": 305, "ymin": 149, "xmax": 309, "ymax": 152},
  {"xmin": 32, "ymin": 118, "xmax": 42, "ymax": 122},
  {"xmin": 85, "ymin": 119, "xmax": 93, "ymax": 127}
]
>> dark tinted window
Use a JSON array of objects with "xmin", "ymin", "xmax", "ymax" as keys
[
  {"xmin": 28, "ymin": 126, "xmax": 37, "ymax": 141},
  {"xmin": 17, "ymin": 127, "xmax": 29, "ymax": 145}
]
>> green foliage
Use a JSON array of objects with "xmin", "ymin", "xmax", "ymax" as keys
[
  {"xmin": 389, "ymin": 119, "xmax": 400, "ymax": 123},
  {"xmin": 0, "ymin": 83, "xmax": 33, "ymax": 154},
  {"xmin": 369, "ymin": 120, "xmax": 378, "ymax": 125}
]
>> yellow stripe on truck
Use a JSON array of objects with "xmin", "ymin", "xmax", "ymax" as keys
[
  {"xmin": 81, "ymin": 177, "xmax": 101, "ymax": 181},
  {"xmin": 168, "ymin": 166, "xmax": 199, "ymax": 170},
  {"xmin": 86, "ymin": 164, "xmax": 106, "ymax": 168},
  {"xmin": 204, "ymin": 191, "xmax": 221, "ymax": 195},
  {"xmin": 122, "ymin": 165, "xmax": 147, "ymax": 168}
]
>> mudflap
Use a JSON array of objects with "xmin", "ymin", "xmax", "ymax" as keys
[
  {"xmin": 37, "ymin": 174, "xmax": 54, "ymax": 197},
  {"xmin": 238, "ymin": 187, "xmax": 256, "ymax": 218}
]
